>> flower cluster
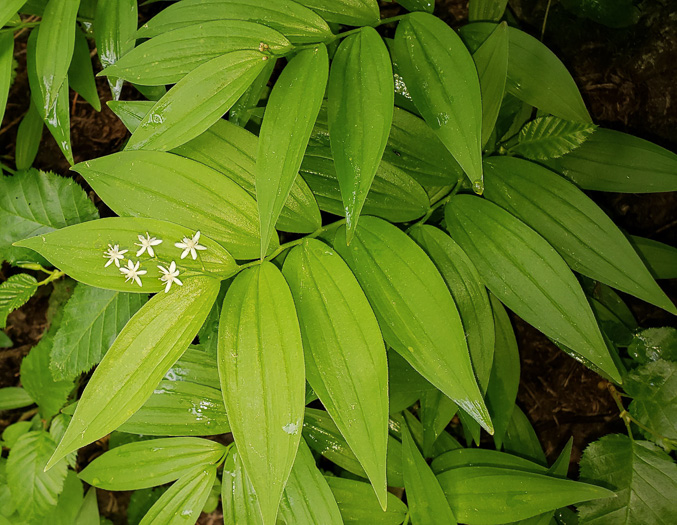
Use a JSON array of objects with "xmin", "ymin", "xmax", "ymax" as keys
[{"xmin": 103, "ymin": 231, "xmax": 206, "ymax": 292}]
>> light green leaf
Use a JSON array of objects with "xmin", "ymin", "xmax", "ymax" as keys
[
  {"xmin": 0, "ymin": 387, "xmax": 33, "ymax": 411},
  {"xmin": 630, "ymin": 236, "xmax": 677, "ymax": 280},
  {"xmin": 79, "ymin": 437, "xmax": 226, "ymax": 490},
  {"xmin": 628, "ymin": 327, "xmax": 677, "ymax": 364},
  {"xmin": 103, "ymin": 20, "xmax": 292, "ymax": 85},
  {"xmin": 445, "ymin": 194, "xmax": 621, "ymax": 383},
  {"xmin": 432, "ymin": 447, "xmax": 548, "ymax": 475},
  {"xmin": 137, "ymin": 0, "xmax": 334, "ymax": 44},
  {"xmin": 50, "ymin": 470, "xmax": 84, "ymax": 525},
  {"xmin": 7, "ymin": 431, "xmax": 68, "ymax": 522},
  {"xmin": 545, "ymin": 128, "xmax": 677, "ymax": 193},
  {"xmin": 139, "ymin": 466, "xmax": 216, "ymax": 525},
  {"xmin": 483, "ymin": 156, "xmax": 676, "ymax": 314},
  {"xmin": 394, "ymin": 12, "xmax": 483, "ymax": 191},
  {"xmin": 469, "ymin": 0, "xmax": 508, "ymax": 21},
  {"xmin": 94, "ymin": 0, "xmax": 138, "ymax": 100},
  {"xmin": 230, "ymin": 57, "xmax": 276, "ymax": 128},
  {"xmin": 0, "ymin": 33, "xmax": 13, "ymax": 128},
  {"xmin": 578, "ymin": 434, "xmax": 677, "ymax": 524},
  {"xmin": 283, "ymin": 238, "xmax": 389, "ymax": 507},
  {"xmin": 511, "ymin": 116, "xmax": 597, "ymax": 160},
  {"xmin": 328, "ymin": 26, "xmax": 393, "ymax": 241},
  {"xmin": 256, "ymin": 45, "xmax": 328, "ymax": 258},
  {"xmin": 301, "ymin": 0, "xmax": 380, "ymax": 25},
  {"xmin": 418, "ymin": 389, "xmax": 457, "ymax": 457},
  {"xmin": 460, "ymin": 23, "xmax": 591, "ymax": 123},
  {"xmin": 217, "ymin": 263, "xmax": 305, "ymax": 525},
  {"xmin": 2, "ymin": 422, "xmax": 31, "ymax": 450},
  {"xmin": 68, "ymin": 27, "xmax": 100, "ymax": 111},
  {"xmin": 14, "ymin": 101, "xmax": 43, "ymax": 171},
  {"xmin": 333, "ymin": 216, "xmax": 492, "ymax": 432},
  {"xmin": 125, "ymin": 50, "xmax": 268, "ymax": 152},
  {"xmin": 46, "ymin": 276, "xmax": 220, "ymax": 469},
  {"xmin": 0, "ymin": 0, "xmax": 27, "ymax": 28},
  {"xmin": 221, "ymin": 446, "xmax": 263, "ymax": 525},
  {"xmin": 15, "ymin": 217, "xmax": 237, "ymax": 292},
  {"xmin": 74, "ymin": 488, "xmax": 99, "ymax": 525},
  {"xmin": 625, "ymin": 360, "xmax": 677, "ymax": 441},
  {"xmin": 326, "ymin": 476, "xmax": 408, "ymax": 524},
  {"xmin": 0, "ymin": 274, "xmax": 37, "ymax": 329},
  {"xmin": 50, "ymin": 285, "xmax": 148, "ymax": 381},
  {"xmin": 502, "ymin": 405, "xmax": 547, "ymax": 466}
]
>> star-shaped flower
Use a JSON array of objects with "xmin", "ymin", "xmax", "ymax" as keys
[
  {"xmin": 175, "ymin": 231, "xmax": 207, "ymax": 260},
  {"xmin": 158, "ymin": 261, "xmax": 183, "ymax": 293},
  {"xmin": 120, "ymin": 260, "xmax": 147, "ymax": 287},
  {"xmin": 103, "ymin": 244, "xmax": 128, "ymax": 268},
  {"xmin": 135, "ymin": 232, "xmax": 163, "ymax": 257}
]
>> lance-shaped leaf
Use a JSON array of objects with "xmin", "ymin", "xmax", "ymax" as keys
[
  {"xmin": 79, "ymin": 438, "xmax": 226, "ymax": 490},
  {"xmin": 297, "ymin": 0, "xmax": 379, "ymax": 25},
  {"xmin": 0, "ymin": 387, "xmax": 34, "ymax": 411},
  {"xmin": 328, "ymin": 27, "xmax": 394, "ymax": 242},
  {"xmin": 15, "ymin": 101, "xmax": 44, "ymax": 171},
  {"xmin": 102, "ymin": 21, "xmax": 292, "ymax": 85},
  {"xmin": 125, "ymin": 50, "xmax": 268, "ymax": 152},
  {"xmin": 502, "ymin": 405, "xmax": 547, "ymax": 466},
  {"xmin": 630, "ymin": 235, "xmax": 677, "ymax": 280},
  {"xmin": 0, "ymin": 33, "xmax": 13, "ymax": 128},
  {"xmin": 74, "ymin": 151, "xmax": 276, "ymax": 260},
  {"xmin": 394, "ymin": 13, "xmax": 483, "ymax": 192},
  {"xmin": 283, "ymin": 239, "xmax": 389, "ymax": 507},
  {"xmin": 230, "ymin": 57, "xmax": 276, "ymax": 128},
  {"xmin": 419, "ymin": 390, "xmax": 458, "ymax": 457},
  {"xmin": 469, "ymin": 0, "xmax": 508, "ymax": 21},
  {"xmin": 94, "ymin": 0, "xmax": 138, "ymax": 100},
  {"xmin": 544, "ymin": 128, "xmax": 677, "ymax": 193},
  {"xmin": 326, "ymin": 477, "xmax": 408, "ymax": 524},
  {"xmin": 222, "ymin": 447, "xmax": 263, "ymax": 524},
  {"xmin": 333, "ymin": 216, "xmax": 492, "ymax": 432},
  {"xmin": 217, "ymin": 263, "xmax": 305, "ymax": 524},
  {"xmin": 432, "ymin": 447, "xmax": 548, "ymax": 475},
  {"xmin": 511, "ymin": 116, "xmax": 597, "ymax": 160},
  {"xmin": 16, "ymin": 218, "xmax": 237, "ymax": 292},
  {"xmin": 0, "ymin": 0, "xmax": 27, "ymax": 28},
  {"xmin": 257, "ymin": 45, "xmax": 328, "ymax": 258},
  {"xmin": 445, "ymin": 195, "xmax": 621, "ymax": 383},
  {"xmin": 34, "ymin": 0, "xmax": 79, "ymax": 114},
  {"xmin": 68, "ymin": 28, "xmax": 101, "ymax": 111},
  {"xmin": 46, "ymin": 276, "xmax": 220, "ymax": 469},
  {"xmin": 137, "ymin": 0, "xmax": 334, "ymax": 43},
  {"xmin": 483, "ymin": 156, "xmax": 676, "ymax": 314}
]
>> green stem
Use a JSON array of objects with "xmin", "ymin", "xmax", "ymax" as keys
[
  {"xmin": 37, "ymin": 270, "xmax": 65, "ymax": 286},
  {"xmin": 0, "ymin": 21, "xmax": 40, "ymax": 33},
  {"xmin": 408, "ymin": 179, "xmax": 463, "ymax": 231}
]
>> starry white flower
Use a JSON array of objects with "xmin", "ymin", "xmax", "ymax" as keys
[
  {"xmin": 103, "ymin": 244, "xmax": 128, "ymax": 268},
  {"xmin": 120, "ymin": 260, "xmax": 147, "ymax": 287},
  {"xmin": 157, "ymin": 261, "xmax": 183, "ymax": 293},
  {"xmin": 175, "ymin": 231, "xmax": 207, "ymax": 260},
  {"xmin": 135, "ymin": 232, "xmax": 163, "ymax": 257}
]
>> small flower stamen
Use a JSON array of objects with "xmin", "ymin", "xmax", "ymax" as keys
[
  {"xmin": 120, "ymin": 260, "xmax": 147, "ymax": 287},
  {"xmin": 158, "ymin": 261, "xmax": 183, "ymax": 293},
  {"xmin": 135, "ymin": 232, "xmax": 163, "ymax": 257},
  {"xmin": 175, "ymin": 231, "xmax": 207, "ymax": 260},
  {"xmin": 103, "ymin": 244, "xmax": 128, "ymax": 268}
]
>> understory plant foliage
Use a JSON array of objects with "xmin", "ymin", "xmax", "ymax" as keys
[{"xmin": 1, "ymin": 0, "xmax": 677, "ymax": 523}]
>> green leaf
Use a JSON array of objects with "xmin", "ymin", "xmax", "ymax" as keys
[
  {"xmin": 79, "ymin": 437, "xmax": 226, "ymax": 490},
  {"xmin": 396, "ymin": 0, "xmax": 434, "ymax": 12},
  {"xmin": 50, "ymin": 285, "xmax": 147, "ymax": 381},
  {"xmin": 221, "ymin": 446, "xmax": 263, "ymax": 525},
  {"xmin": 300, "ymin": 145, "xmax": 429, "ymax": 223},
  {"xmin": 630, "ymin": 236, "xmax": 677, "ymax": 280},
  {"xmin": 469, "ymin": 0, "xmax": 508, "ymax": 21},
  {"xmin": 418, "ymin": 389, "xmax": 457, "ymax": 456},
  {"xmin": 561, "ymin": 0, "xmax": 638, "ymax": 29},
  {"xmin": 282, "ymin": 238, "xmax": 389, "ymax": 507},
  {"xmin": 401, "ymin": 425, "xmax": 457, "ymax": 525},
  {"xmin": 432, "ymin": 447, "xmax": 548, "ymax": 475},
  {"xmin": 545, "ymin": 128, "xmax": 677, "ymax": 193},
  {"xmin": 445, "ymin": 195, "xmax": 621, "ymax": 383},
  {"xmin": 15, "ymin": 218, "xmax": 237, "ymax": 292},
  {"xmin": 394, "ymin": 13, "xmax": 483, "ymax": 191},
  {"xmin": 0, "ymin": 274, "xmax": 37, "ymax": 329},
  {"xmin": 68, "ymin": 27, "xmax": 100, "ymax": 111},
  {"xmin": 328, "ymin": 26, "xmax": 393, "ymax": 241},
  {"xmin": 74, "ymin": 151, "xmax": 275, "ymax": 260},
  {"xmin": 128, "ymin": 488, "xmax": 167, "ymax": 525},
  {"xmin": 7, "ymin": 431, "xmax": 68, "ymax": 522},
  {"xmin": 0, "ymin": 0, "xmax": 27, "ymax": 28},
  {"xmin": 278, "ymin": 440, "xmax": 343, "ymax": 524},
  {"xmin": 2, "ymin": 422, "xmax": 31, "ymax": 450},
  {"xmin": 102, "ymin": 20, "xmax": 292, "ymax": 85},
  {"xmin": 14, "ymin": 101, "xmax": 43, "ymax": 171},
  {"xmin": 74, "ymin": 488, "xmax": 99, "ymax": 525},
  {"xmin": 217, "ymin": 263, "xmax": 305, "ymax": 524},
  {"xmin": 502, "ymin": 405, "xmax": 547, "ymax": 466},
  {"xmin": 50, "ymin": 470, "xmax": 84, "ymax": 525},
  {"xmin": 628, "ymin": 327, "xmax": 677, "ymax": 364},
  {"xmin": 256, "ymin": 45, "xmax": 328, "ymax": 258},
  {"xmin": 0, "ymin": 387, "xmax": 33, "ymax": 411},
  {"xmin": 139, "ymin": 466, "xmax": 216, "ymax": 525},
  {"xmin": 578, "ymin": 434, "xmax": 677, "ymax": 524},
  {"xmin": 94, "ymin": 0, "xmax": 138, "ymax": 100},
  {"xmin": 483, "ymin": 156, "xmax": 676, "ymax": 314},
  {"xmin": 625, "ymin": 360, "xmax": 677, "ymax": 441},
  {"xmin": 473, "ymin": 22, "xmax": 508, "ymax": 147},
  {"xmin": 333, "ymin": 216, "xmax": 492, "ymax": 432},
  {"xmin": 0, "ymin": 169, "xmax": 98, "ymax": 265},
  {"xmin": 46, "ymin": 276, "xmax": 220, "ymax": 469},
  {"xmin": 297, "ymin": 0, "xmax": 379, "ymax": 25},
  {"xmin": 137, "ymin": 0, "xmax": 334, "ymax": 44},
  {"xmin": 437, "ymin": 465, "xmax": 613, "ymax": 524},
  {"xmin": 460, "ymin": 23, "xmax": 591, "ymax": 123},
  {"xmin": 326, "ymin": 476, "xmax": 408, "ymax": 524},
  {"xmin": 486, "ymin": 295, "xmax": 520, "ymax": 448},
  {"xmin": 511, "ymin": 116, "xmax": 597, "ymax": 160},
  {"xmin": 388, "ymin": 350, "xmax": 436, "ymax": 413},
  {"xmin": 230, "ymin": 57, "xmax": 276, "ymax": 128},
  {"xmin": 0, "ymin": 33, "xmax": 13, "ymax": 128},
  {"xmin": 125, "ymin": 50, "xmax": 268, "ymax": 152}
]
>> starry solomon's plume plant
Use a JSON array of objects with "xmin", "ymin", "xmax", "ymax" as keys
[{"xmin": 1, "ymin": 0, "xmax": 677, "ymax": 523}]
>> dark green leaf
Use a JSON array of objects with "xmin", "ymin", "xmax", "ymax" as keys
[
  {"xmin": 0, "ymin": 33, "xmax": 13, "ymax": 128},
  {"xmin": 51, "ymin": 471, "xmax": 84, "ymax": 525},
  {"xmin": 625, "ymin": 360, "xmax": 677, "ymax": 441},
  {"xmin": 0, "ymin": 387, "xmax": 33, "ymax": 411},
  {"xmin": 297, "ymin": 0, "xmax": 379, "ymax": 25},
  {"xmin": 630, "ymin": 236, "xmax": 677, "ymax": 280},
  {"xmin": 14, "ymin": 101, "xmax": 43, "ymax": 171},
  {"xmin": 432, "ymin": 447, "xmax": 548, "ymax": 475},
  {"xmin": 0, "ymin": 274, "xmax": 37, "ymax": 329},
  {"xmin": 127, "ymin": 488, "xmax": 167, "ymax": 525},
  {"xmin": 512, "ymin": 116, "xmax": 597, "ymax": 160},
  {"xmin": 469, "ymin": 0, "xmax": 508, "ymax": 21},
  {"xmin": 326, "ymin": 476, "xmax": 408, "ymax": 524},
  {"xmin": 396, "ymin": 0, "xmax": 434, "ymax": 12},
  {"xmin": 68, "ymin": 28, "xmax": 100, "ymax": 111},
  {"xmin": 418, "ymin": 389, "xmax": 457, "ymax": 458},
  {"xmin": 502, "ymin": 405, "xmax": 547, "ymax": 466},
  {"xmin": 628, "ymin": 327, "xmax": 677, "ymax": 364},
  {"xmin": 388, "ymin": 350, "xmax": 436, "ymax": 413},
  {"xmin": 561, "ymin": 0, "xmax": 639, "ymax": 28}
]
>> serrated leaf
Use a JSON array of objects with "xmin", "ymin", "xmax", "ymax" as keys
[
  {"xmin": 0, "ymin": 0, "xmax": 27, "ymax": 28},
  {"xmin": 221, "ymin": 446, "xmax": 263, "ymax": 524},
  {"xmin": 125, "ymin": 50, "xmax": 267, "ymax": 152},
  {"xmin": 282, "ymin": 238, "xmax": 389, "ymax": 507},
  {"xmin": 630, "ymin": 236, "xmax": 677, "ymax": 280},
  {"xmin": 578, "ymin": 434, "xmax": 677, "ymax": 524},
  {"xmin": 50, "ymin": 285, "xmax": 147, "ymax": 381},
  {"xmin": 217, "ymin": 263, "xmax": 305, "ymax": 525},
  {"xmin": 328, "ymin": 26, "xmax": 393, "ymax": 241},
  {"xmin": 625, "ymin": 360, "xmax": 677, "ymax": 441},
  {"xmin": 137, "ymin": 0, "xmax": 333, "ymax": 44},
  {"xmin": 14, "ymin": 101, "xmax": 44, "ymax": 171},
  {"xmin": 511, "ymin": 116, "xmax": 597, "ymax": 160},
  {"xmin": 0, "ymin": 387, "xmax": 34, "ymax": 411},
  {"xmin": 256, "ymin": 45, "xmax": 328, "ymax": 258},
  {"xmin": 483, "ymin": 156, "xmax": 676, "ymax": 315},
  {"xmin": 469, "ymin": 0, "xmax": 508, "ymax": 21},
  {"xmin": 0, "ymin": 33, "xmax": 13, "ymax": 129},
  {"xmin": 0, "ymin": 274, "xmax": 37, "ymax": 329},
  {"xmin": 445, "ymin": 195, "xmax": 621, "ymax": 383},
  {"xmin": 628, "ymin": 327, "xmax": 677, "ymax": 364},
  {"xmin": 394, "ymin": 13, "xmax": 483, "ymax": 191},
  {"xmin": 47, "ymin": 276, "xmax": 220, "ymax": 469},
  {"xmin": 326, "ymin": 476, "xmax": 408, "ymax": 524},
  {"xmin": 68, "ymin": 27, "xmax": 100, "ymax": 111},
  {"xmin": 502, "ymin": 405, "xmax": 547, "ymax": 466},
  {"xmin": 7, "ymin": 431, "xmax": 68, "ymax": 522},
  {"xmin": 333, "ymin": 216, "xmax": 492, "ymax": 433}
]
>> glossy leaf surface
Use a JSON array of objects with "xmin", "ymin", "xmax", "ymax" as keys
[{"xmin": 296, "ymin": 0, "xmax": 379, "ymax": 25}]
